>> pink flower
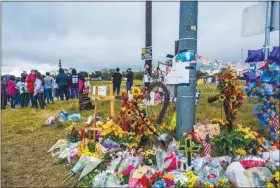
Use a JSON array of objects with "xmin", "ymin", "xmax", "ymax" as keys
[
  {"xmin": 164, "ymin": 178, "xmax": 175, "ymax": 187},
  {"xmin": 122, "ymin": 165, "xmax": 134, "ymax": 176}
]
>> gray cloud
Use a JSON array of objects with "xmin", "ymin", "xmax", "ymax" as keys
[{"xmin": 2, "ymin": 1, "xmax": 279, "ymax": 75}]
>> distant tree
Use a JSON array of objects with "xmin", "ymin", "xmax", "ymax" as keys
[
  {"xmin": 95, "ymin": 71, "xmax": 103, "ymax": 78},
  {"xmin": 134, "ymin": 72, "xmax": 144, "ymax": 80},
  {"xmin": 196, "ymin": 70, "xmax": 208, "ymax": 79},
  {"xmin": 90, "ymin": 72, "xmax": 96, "ymax": 78},
  {"xmin": 79, "ymin": 71, "xmax": 88, "ymax": 78},
  {"xmin": 108, "ymin": 69, "xmax": 115, "ymax": 74}
]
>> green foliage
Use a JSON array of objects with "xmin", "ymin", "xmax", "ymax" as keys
[
  {"xmin": 134, "ymin": 72, "xmax": 144, "ymax": 80},
  {"xmin": 196, "ymin": 70, "xmax": 208, "ymax": 79},
  {"xmin": 212, "ymin": 129, "xmax": 244, "ymax": 156}
]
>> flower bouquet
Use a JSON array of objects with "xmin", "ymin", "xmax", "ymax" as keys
[
  {"xmin": 143, "ymin": 149, "xmax": 157, "ymax": 166},
  {"xmin": 139, "ymin": 171, "xmax": 175, "ymax": 188},
  {"xmin": 68, "ymin": 124, "xmax": 81, "ymax": 143}
]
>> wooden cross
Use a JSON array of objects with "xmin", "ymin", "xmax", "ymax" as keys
[
  {"xmin": 178, "ymin": 136, "xmax": 201, "ymax": 166},
  {"xmin": 92, "ymin": 83, "xmax": 115, "ymax": 127}
]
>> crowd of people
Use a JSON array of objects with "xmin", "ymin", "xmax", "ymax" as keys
[{"xmin": 1, "ymin": 68, "xmax": 86, "ymax": 110}]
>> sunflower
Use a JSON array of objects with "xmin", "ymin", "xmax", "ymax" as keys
[
  {"xmin": 219, "ymin": 94, "xmax": 226, "ymax": 102},
  {"xmin": 230, "ymin": 95, "xmax": 236, "ymax": 102},
  {"xmin": 144, "ymin": 118, "xmax": 151, "ymax": 125},
  {"xmin": 131, "ymin": 87, "xmax": 141, "ymax": 96},
  {"xmin": 126, "ymin": 109, "xmax": 133, "ymax": 117}
]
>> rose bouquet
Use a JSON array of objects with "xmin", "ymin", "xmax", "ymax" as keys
[{"xmin": 68, "ymin": 124, "xmax": 81, "ymax": 143}]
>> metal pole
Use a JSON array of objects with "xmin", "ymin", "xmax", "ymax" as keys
[
  {"xmin": 145, "ymin": 1, "xmax": 152, "ymax": 75},
  {"xmin": 264, "ymin": 1, "xmax": 272, "ymax": 60},
  {"xmin": 176, "ymin": 1, "xmax": 198, "ymax": 140}
]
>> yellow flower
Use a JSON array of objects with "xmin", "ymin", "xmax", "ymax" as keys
[
  {"xmin": 204, "ymin": 182, "xmax": 214, "ymax": 188},
  {"xmin": 69, "ymin": 124, "xmax": 74, "ymax": 131},
  {"xmin": 126, "ymin": 109, "xmax": 133, "ymax": 117},
  {"xmin": 274, "ymin": 171, "xmax": 280, "ymax": 182},
  {"xmin": 267, "ymin": 182, "xmax": 274, "ymax": 188},
  {"xmin": 244, "ymin": 135, "xmax": 249, "ymax": 139},
  {"xmin": 230, "ymin": 95, "xmax": 236, "ymax": 102},
  {"xmin": 236, "ymin": 148, "xmax": 247, "ymax": 156},
  {"xmin": 131, "ymin": 87, "xmax": 141, "ymax": 96},
  {"xmin": 219, "ymin": 94, "xmax": 226, "ymax": 102},
  {"xmin": 163, "ymin": 174, "xmax": 174, "ymax": 180}
]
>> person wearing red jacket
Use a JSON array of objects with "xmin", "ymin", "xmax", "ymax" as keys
[
  {"xmin": 26, "ymin": 70, "xmax": 36, "ymax": 108},
  {"xmin": 7, "ymin": 75, "xmax": 17, "ymax": 109}
]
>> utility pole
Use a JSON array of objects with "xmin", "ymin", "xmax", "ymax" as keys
[
  {"xmin": 264, "ymin": 1, "xmax": 272, "ymax": 60},
  {"xmin": 176, "ymin": 1, "xmax": 198, "ymax": 140},
  {"xmin": 145, "ymin": 1, "xmax": 152, "ymax": 75}
]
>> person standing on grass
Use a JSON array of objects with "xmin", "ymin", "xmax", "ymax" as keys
[
  {"xmin": 1, "ymin": 76, "xmax": 8, "ymax": 109},
  {"xmin": 7, "ymin": 75, "xmax": 17, "ymax": 109},
  {"xmin": 112, "ymin": 68, "xmax": 122, "ymax": 95},
  {"xmin": 69, "ymin": 69, "xmax": 79, "ymax": 99},
  {"xmin": 34, "ymin": 72, "xmax": 45, "ymax": 109},
  {"xmin": 26, "ymin": 70, "xmax": 36, "ymax": 108},
  {"xmin": 16, "ymin": 75, "xmax": 29, "ymax": 108},
  {"xmin": 56, "ymin": 68, "xmax": 69, "ymax": 101},
  {"xmin": 78, "ymin": 73, "xmax": 86, "ymax": 93},
  {"xmin": 44, "ymin": 72, "xmax": 55, "ymax": 104},
  {"xmin": 126, "ymin": 68, "xmax": 134, "ymax": 92},
  {"xmin": 15, "ymin": 77, "xmax": 21, "ymax": 107}
]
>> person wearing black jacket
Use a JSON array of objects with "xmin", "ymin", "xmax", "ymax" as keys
[
  {"xmin": 112, "ymin": 68, "xmax": 122, "ymax": 95},
  {"xmin": 69, "ymin": 69, "xmax": 79, "ymax": 99},
  {"xmin": 1, "ymin": 76, "xmax": 7, "ymax": 109},
  {"xmin": 56, "ymin": 68, "xmax": 69, "ymax": 101},
  {"xmin": 126, "ymin": 68, "xmax": 134, "ymax": 92}
]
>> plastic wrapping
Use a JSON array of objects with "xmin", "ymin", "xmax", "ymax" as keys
[
  {"xmin": 168, "ymin": 171, "xmax": 189, "ymax": 185},
  {"xmin": 102, "ymin": 138, "xmax": 120, "ymax": 150},
  {"xmin": 239, "ymin": 155, "xmax": 266, "ymax": 168},
  {"xmin": 156, "ymin": 148, "xmax": 167, "ymax": 171},
  {"xmin": 105, "ymin": 173, "xmax": 121, "ymax": 187},
  {"xmin": 225, "ymin": 162, "xmax": 245, "ymax": 183},
  {"xmin": 162, "ymin": 150, "xmax": 178, "ymax": 172},
  {"xmin": 243, "ymin": 167, "xmax": 273, "ymax": 187},
  {"xmin": 45, "ymin": 116, "xmax": 58, "ymax": 125},
  {"xmin": 231, "ymin": 172, "xmax": 253, "ymax": 187},
  {"xmin": 78, "ymin": 157, "xmax": 102, "ymax": 181},
  {"xmin": 71, "ymin": 155, "xmax": 89, "ymax": 176},
  {"xmin": 269, "ymin": 149, "xmax": 280, "ymax": 163},
  {"xmin": 193, "ymin": 156, "xmax": 207, "ymax": 173},
  {"xmin": 67, "ymin": 114, "xmax": 81, "ymax": 121},
  {"xmin": 47, "ymin": 139, "xmax": 68, "ymax": 153},
  {"xmin": 107, "ymin": 157, "xmax": 122, "ymax": 171},
  {"xmin": 92, "ymin": 171, "xmax": 112, "ymax": 187}
]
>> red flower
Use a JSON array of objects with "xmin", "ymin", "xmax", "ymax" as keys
[
  {"xmin": 164, "ymin": 178, "xmax": 175, "ymax": 186},
  {"xmin": 71, "ymin": 131, "xmax": 77, "ymax": 136},
  {"xmin": 140, "ymin": 175, "xmax": 150, "ymax": 187}
]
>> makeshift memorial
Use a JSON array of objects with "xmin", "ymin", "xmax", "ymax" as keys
[{"xmin": 208, "ymin": 68, "xmax": 244, "ymax": 132}]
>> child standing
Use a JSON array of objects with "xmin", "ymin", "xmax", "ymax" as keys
[
  {"xmin": 34, "ymin": 72, "xmax": 45, "ymax": 109},
  {"xmin": 16, "ymin": 75, "xmax": 29, "ymax": 108},
  {"xmin": 7, "ymin": 76, "xmax": 17, "ymax": 109}
]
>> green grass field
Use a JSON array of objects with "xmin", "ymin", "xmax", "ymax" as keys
[{"xmin": 1, "ymin": 80, "xmax": 274, "ymax": 187}]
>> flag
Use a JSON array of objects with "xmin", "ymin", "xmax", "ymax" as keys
[
  {"xmin": 204, "ymin": 134, "xmax": 211, "ymax": 156},
  {"xmin": 272, "ymin": 115, "xmax": 279, "ymax": 128}
]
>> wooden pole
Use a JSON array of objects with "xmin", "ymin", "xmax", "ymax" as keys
[{"xmin": 110, "ymin": 83, "xmax": 115, "ymax": 117}]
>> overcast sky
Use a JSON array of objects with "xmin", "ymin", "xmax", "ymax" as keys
[{"xmin": 2, "ymin": 1, "xmax": 279, "ymax": 76}]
